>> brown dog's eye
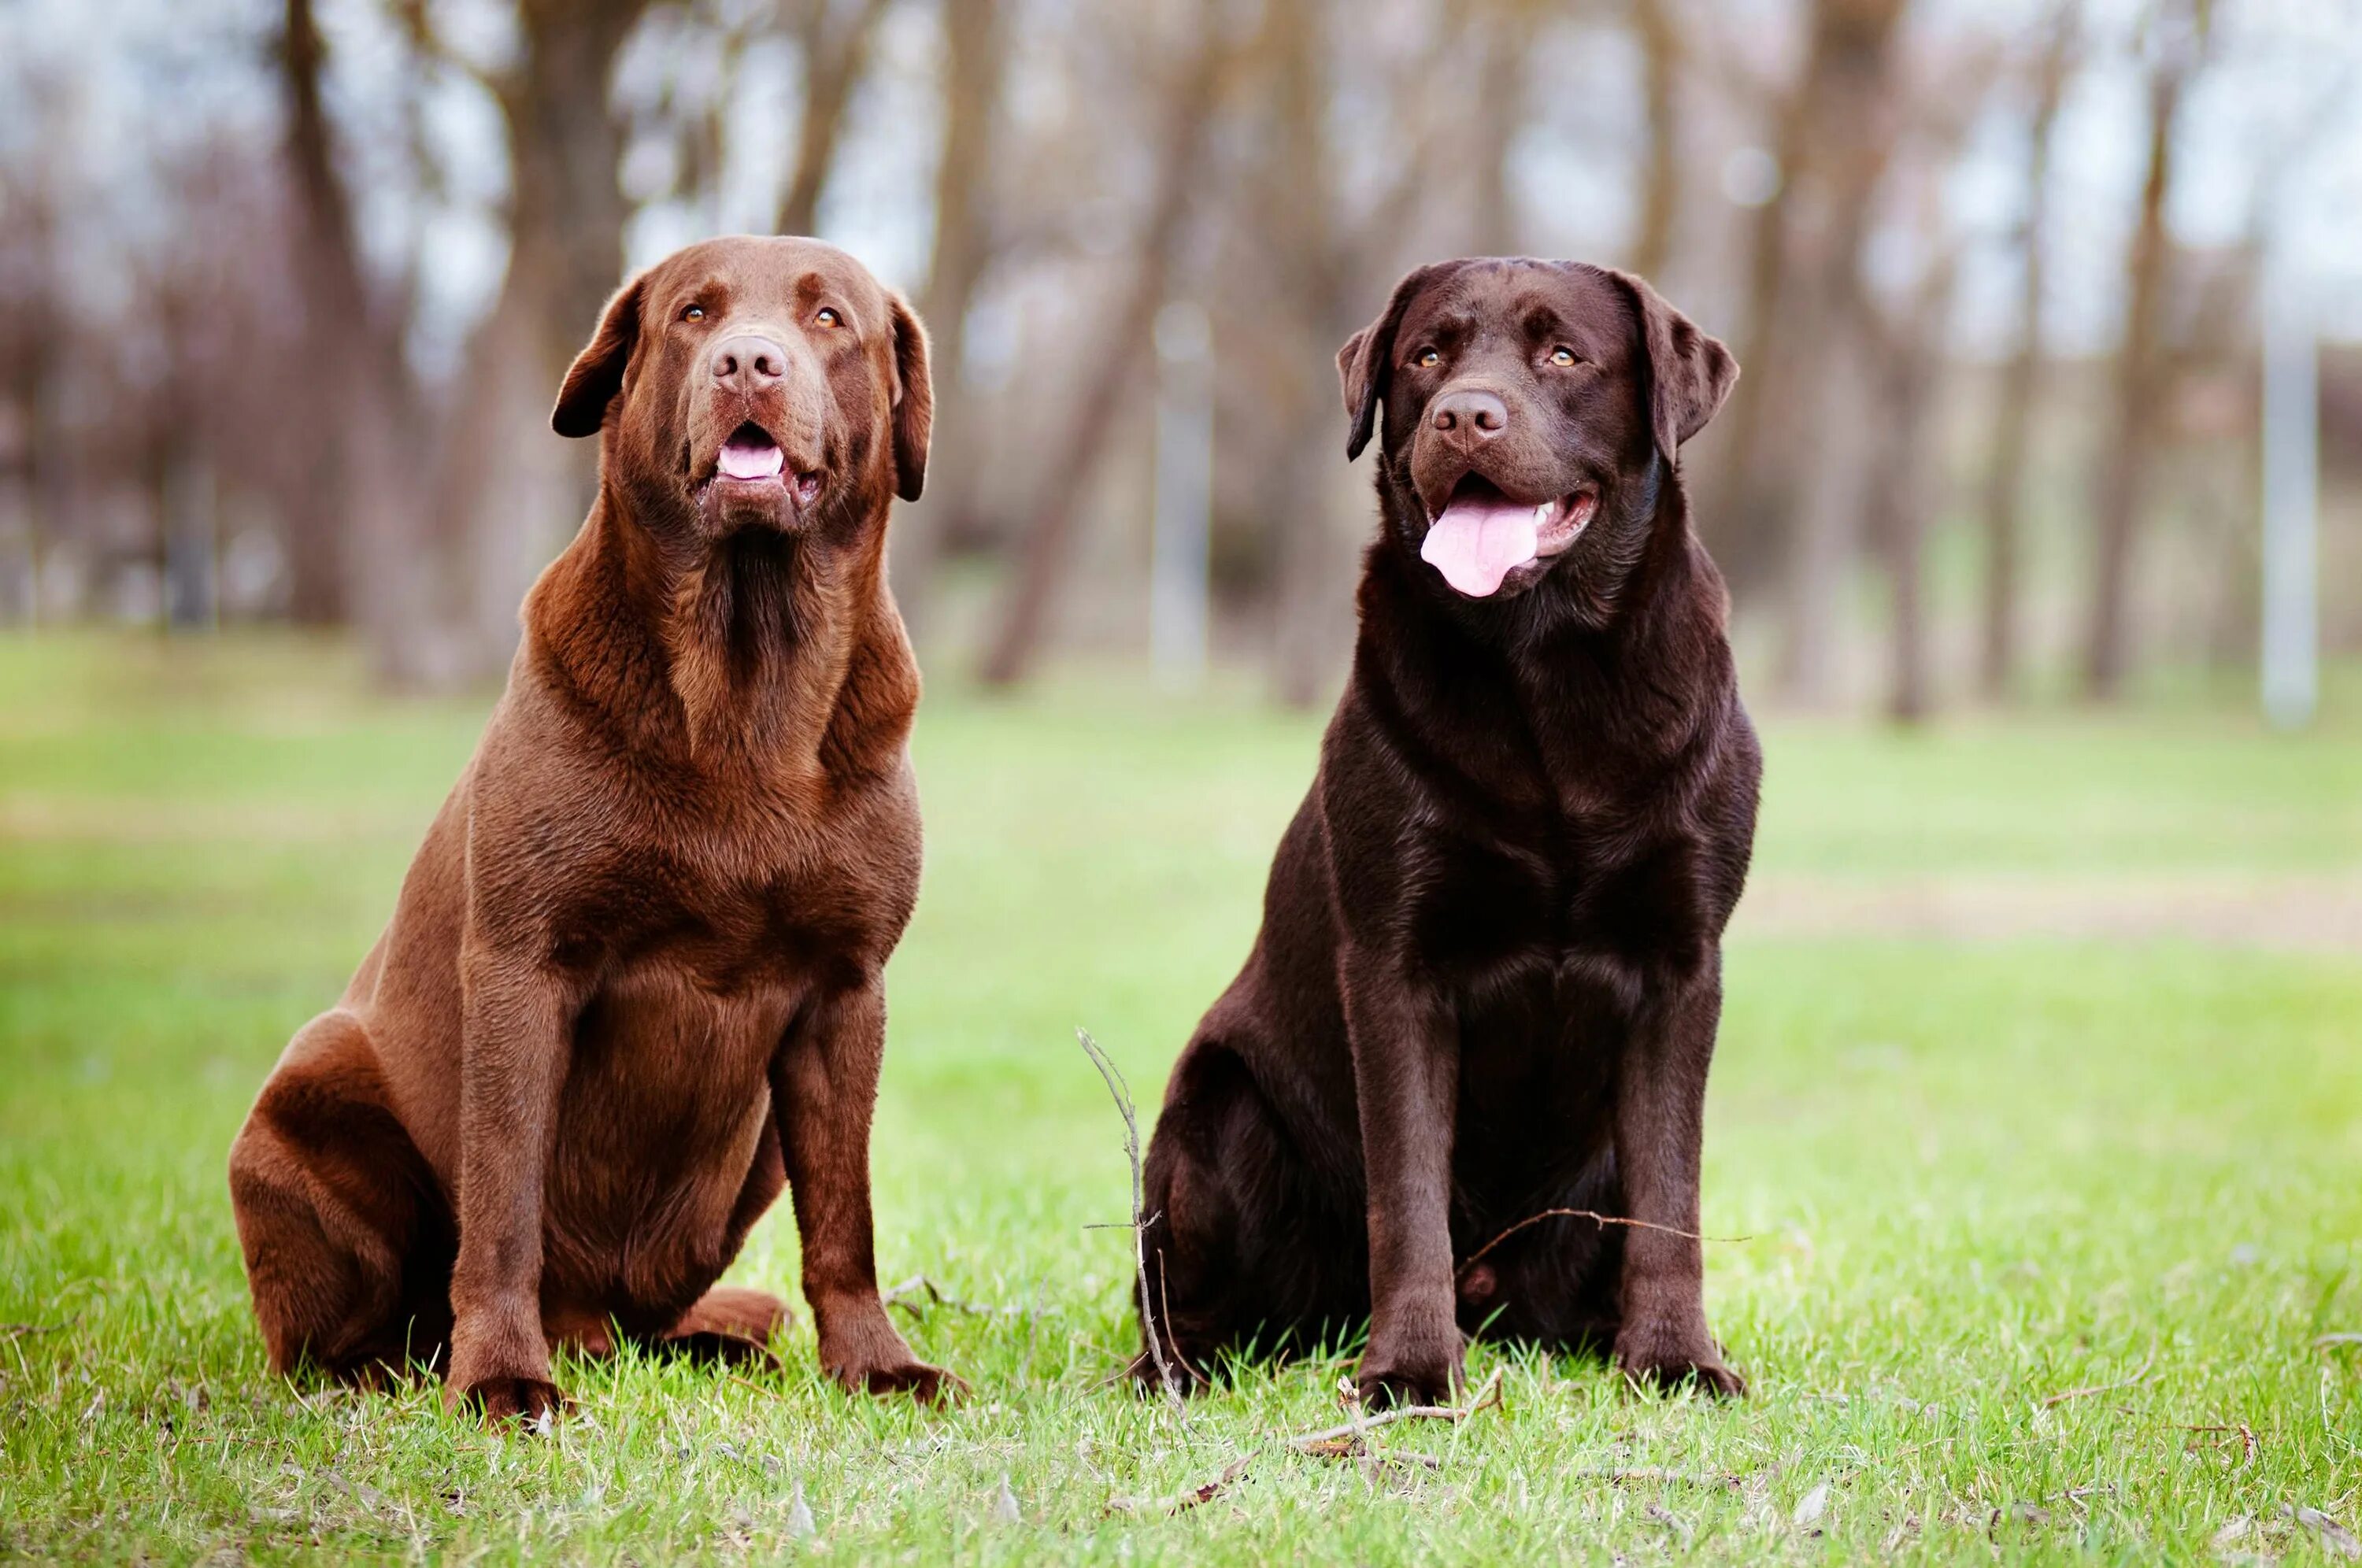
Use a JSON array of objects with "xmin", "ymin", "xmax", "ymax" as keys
[
  {"xmin": 816, "ymin": 308, "xmax": 840, "ymax": 327},
  {"xmin": 1414, "ymin": 348, "xmax": 1441, "ymax": 368},
  {"xmin": 1550, "ymin": 347, "xmax": 1578, "ymax": 366},
  {"xmin": 681, "ymin": 305, "xmax": 705, "ymax": 323}
]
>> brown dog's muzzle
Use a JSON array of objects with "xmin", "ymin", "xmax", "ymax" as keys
[{"xmin": 695, "ymin": 334, "xmax": 830, "ymax": 531}]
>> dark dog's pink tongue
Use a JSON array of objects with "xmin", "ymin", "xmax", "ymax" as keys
[{"xmin": 1420, "ymin": 494, "xmax": 1539, "ymax": 597}]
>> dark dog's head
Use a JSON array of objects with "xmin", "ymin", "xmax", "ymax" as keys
[
  {"xmin": 552, "ymin": 235, "xmax": 931, "ymax": 543},
  {"xmin": 1338, "ymin": 258, "xmax": 1734, "ymax": 605}
]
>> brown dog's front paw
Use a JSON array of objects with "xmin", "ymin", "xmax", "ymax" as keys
[
  {"xmin": 1612, "ymin": 1327, "xmax": 1746, "ymax": 1398},
  {"xmin": 448, "ymin": 1374, "xmax": 572, "ymax": 1426},
  {"xmin": 839, "ymin": 1357, "xmax": 968, "ymax": 1406}
]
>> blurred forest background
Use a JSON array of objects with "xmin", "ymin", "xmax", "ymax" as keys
[{"xmin": 1, "ymin": 0, "xmax": 2357, "ymax": 716}]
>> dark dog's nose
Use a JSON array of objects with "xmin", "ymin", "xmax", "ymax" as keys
[
  {"xmin": 709, "ymin": 335, "xmax": 788, "ymax": 392},
  {"xmin": 1430, "ymin": 388, "xmax": 1509, "ymax": 445}
]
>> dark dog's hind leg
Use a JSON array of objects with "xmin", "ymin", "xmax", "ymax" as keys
[{"xmin": 1138, "ymin": 1040, "xmax": 1363, "ymax": 1392}]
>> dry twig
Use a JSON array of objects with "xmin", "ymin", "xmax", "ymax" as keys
[
  {"xmin": 1075, "ymin": 1027, "xmax": 1186, "ymax": 1418},
  {"xmin": 1106, "ymin": 1453, "xmax": 1254, "ymax": 1516},
  {"xmin": 881, "ymin": 1276, "xmax": 1012, "ymax": 1319},
  {"xmin": 1455, "ymin": 1209, "xmax": 1751, "ymax": 1281},
  {"xmin": 2038, "ymin": 1344, "xmax": 2156, "ymax": 1407},
  {"xmin": 1283, "ymin": 1366, "xmax": 1505, "ymax": 1453}
]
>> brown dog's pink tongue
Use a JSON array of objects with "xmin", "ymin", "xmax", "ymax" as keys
[{"xmin": 1420, "ymin": 494, "xmax": 1539, "ymax": 597}]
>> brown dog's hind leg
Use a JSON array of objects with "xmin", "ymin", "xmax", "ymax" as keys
[
  {"xmin": 660, "ymin": 1285, "xmax": 792, "ymax": 1369},
  {"xmin": 228, "ymin": 1011, "xmax": 455, "ymax": 1385}
]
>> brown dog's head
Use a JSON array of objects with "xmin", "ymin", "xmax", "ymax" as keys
[
  {"xmin": 1338, "ymin": 258, "xmax": 1734, "ymax": 608},
  {"xmin": 552, "ymin": 235, "xmax": 931, "ymax": 544}
]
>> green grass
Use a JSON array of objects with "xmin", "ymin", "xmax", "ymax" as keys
[{"xmin": 4, "ymin": 631, "xmax": 2361, "ymax": 1563}]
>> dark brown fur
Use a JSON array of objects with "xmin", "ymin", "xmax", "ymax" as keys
[
  {"xmin": 1137, "ymin": 258, "xmax": 1756, "ymax": 1405},
  {"xmin": 227, "ymin": 235, "xmax": 958, "ymax": 1420}
]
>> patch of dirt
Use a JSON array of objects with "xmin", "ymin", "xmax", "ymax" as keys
[{"xmin": 1738, "ymin": 872, "xmax": 2362, "ymax": 951}]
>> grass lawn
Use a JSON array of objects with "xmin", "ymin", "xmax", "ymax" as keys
[{"xmin": 4, "ymin": 631, "xmax": 2361, "ymax": 1563}]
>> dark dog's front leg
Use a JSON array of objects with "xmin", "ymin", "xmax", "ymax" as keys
[
  {"xmin": 772, "ymin": 981, "xmax": 964, "ymax": 1403},
  {"xmin": 1612, "ymin": 956, "xmax": 1743, "ymax": 1396},
  {"xmin": 1342, "ymin": 945, "xmax": 1464, "ymax": 1407},
  {"xmin": 446, "ymin": 949, "xmax": 577, "ymax": 1422}
]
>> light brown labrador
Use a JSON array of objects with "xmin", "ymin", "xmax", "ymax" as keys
[{"xmin": 228, "ymin": 235, "xmax": 957, "ymax": 1420}]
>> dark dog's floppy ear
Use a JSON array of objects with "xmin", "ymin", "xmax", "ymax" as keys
[
  {"xmin": 1606, "ymin": 268, "xmax": 1738, "ymax": 466},
  {"xmin": 887, "ymin": 292, "xmax": 934, "ymax": 502},
  {"xmin": 1337, "ymin": 263, "xmax": 1446, "ymax": 461},
  {"xmin": 552, "ymin": 271, "xmax": 650, "ymax": 439}
]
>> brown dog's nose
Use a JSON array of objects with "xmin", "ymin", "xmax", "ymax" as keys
[
  {"xmin": 1431, "ymin": 388, "xmax": 1509, "ymax": 444},
  {"xmin": 709, "ymin": 335, "xmax": 788, "ymax": 392}
]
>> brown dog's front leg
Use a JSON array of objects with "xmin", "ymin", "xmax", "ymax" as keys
[
  {"xmin": 772, "ymin": 981, "xmax": 964, "ymax": 1403},
  {"xmin": 444, "ymin": 949, "xmax": 576, "ymax": 1424},
  {"xmin": 1341, "ymin": 945, "xmax": 1464, "ymax": 1407},
  {"xmin": 1611, "ymin": 958, "xmax": 1743, "ymax": 1396}
]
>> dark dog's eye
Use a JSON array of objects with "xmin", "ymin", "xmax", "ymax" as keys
[
  {"xmin": 681, "ymin": 305, "xmax": 705, "ymax": 323},
  {"xmin": 1414, "ymin": 348, "xmax": 1441, "ymax": 368},
  {"xmin": 1549, "ymin": 347, "xmax": 1578, "ymax": 366},
  {"xmin": 816, "ymin": 308, "xmax": 841, "ymax": 327}
]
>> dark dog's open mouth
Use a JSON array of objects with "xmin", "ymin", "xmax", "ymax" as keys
[
  {"xmin": 702, "ymin": 422, "xmax": 824, "ymax": 512},
  {"xmin": 1420, "ymin": 474, "xmax": 1598, "ymax": 598}
]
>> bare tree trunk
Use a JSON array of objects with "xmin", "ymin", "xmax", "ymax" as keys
[
  {"xmin": 976, "ymin": 20, "xmax": 1227, "ymax": 689},
  {"xmin": 1468, "ymin": 3, "xmax": 1532, "ymax": 257},
  {"xmin": 1865, "ymin": 250, "xmax": 1959, "ymax": 724},
  {"xmin": 429, "ymin": 0, "xmax": 646, "ymax": 679},
  {"xmin": 775, "ymin": 0, "xmax": 893, "ymax": 235},
  {"xmin": 1627, "ymin": 0, "xmax": 1683, "ymax": 280},
  {"xmin": 1704, "ymin": 0, "xmax": 1907, "ymax": 609},
  {"xmin": 1977, "ymin": 17, "xmax": 2073, "ymax": 701},
  {"xmin": 2082, "ymin": 14, "xmax": 2196, "ymax": 701},
  {"xmin": 893, "ymin": 0, "xmax": 1009, "ymax": 636},
  {"xmin": 279, "ymin": 0, "xmax": 428, "ymax": 675}
]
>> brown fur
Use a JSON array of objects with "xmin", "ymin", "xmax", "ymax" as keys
[
  {"xmin": 1136, "ymin": 258, "xmax": 1756, "ymax": 1406},
  {"xmin": 228, "ymin": 235, "xmax": 958, "ymax": 1420}
]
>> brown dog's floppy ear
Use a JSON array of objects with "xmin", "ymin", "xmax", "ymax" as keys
[
  {"xmin": 1607, "ymin": 268, "xmax": 1738, "ymax": 467},
  {"xmin": 551, "ymin": 271, "xmax": 650, "ymax": 439},
  {"xmin": 1337, "ymin": 263, "xmax": 1446, "ymax": 462},
  {"xmin": 887, "ymin": 292, "xmax": 934, "ymax": 502}
]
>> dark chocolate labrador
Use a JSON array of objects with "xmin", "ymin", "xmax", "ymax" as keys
[
  {"xmin": 228, "ymin": 236, "xmax": 959, "ymax": 1420},
  {"xmin": 1137, "ymin": 257, "xmax": 1755, "ymax": 1405}
]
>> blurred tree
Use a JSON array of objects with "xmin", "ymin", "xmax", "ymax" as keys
[
  {"xmin": 279, "ymin": 0, "xmax": 428, "ymax": 674},
  {"xmin": 894, "ymin": 0, "xmax": 1010, "ymax": 634},
  {"xmin": 977, "ymin": 6, "xmax": 1231, "ymax": 689},
  {"xmin": 1627, "ymin": 0, "xmax": 1683, "ymax": 281},
  {"xmin": 2084, "ymin": 0, "xmax": 2210, "ymax": 700},
  {"xmin": 775, "ymin": 0, "xmax": 895, "ymax": 236},
  {"xmin": 404, "ymin": 0, "xmax": 650, "ymax": 675},
  {"xmin": 1977, "ymin": 6, "xmax": 2077, "ymax": 701},
  {"xmin": 1705, "ymin": 0, "xmax": 1907, "ymax": 689}
]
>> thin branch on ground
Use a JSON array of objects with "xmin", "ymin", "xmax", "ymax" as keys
[
  {"xmin": 880, "ymin": 1275, "xmax": 1015, "ymax": 1319},
  {"xmin": 2315, "ymin": 1332, "xmax": 2362, "ymax": 1349},
  {"xmin": 2038, "ymin": 1344, "xmax": 2157, "ymax": 1407},
  {"xmin": 1105, "ymin": 1452, "xmax": 1253, "ymax": 1516},
  {"xmin": 1455, "ymin": 1209, "xmax": 1753, "ymax": 1282},
  {"xmin": 1283, "ymin": 1366, "xmax": 1505, "ymax": 1453},
  {"xmin": 1570, "ymin": 1466, "xmax": 1746, "ymax": 1490},
  {"xmin": 1075, "ymin": 1026, "xmax": 1186, "ymax": 1419}
]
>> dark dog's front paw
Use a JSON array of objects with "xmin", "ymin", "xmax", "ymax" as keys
[
  {"xmin": 448, "ymin": 1373, "xmax": 572, "ymax": 1426},
  {"xmin": 1356, "ymin": 1336, "xmax": 1465, "ymax": 1410},
  {"xmin": 1613, "ymin": 1326, "xmax": 1745, "ymax": 1398}
]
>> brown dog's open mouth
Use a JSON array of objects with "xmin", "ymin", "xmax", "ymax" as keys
[
  {"xmin": 704, "ymin": 423, "xmax": 824, "ymax": 511},
  {"xmin": 1420, "ymin": 475, "xmax": 1598, "ymax": 598}
]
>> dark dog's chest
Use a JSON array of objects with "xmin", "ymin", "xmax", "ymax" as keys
[{"xmin": 1407, "ymin": 799, "xmax": 1705, "ymax": 984}]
